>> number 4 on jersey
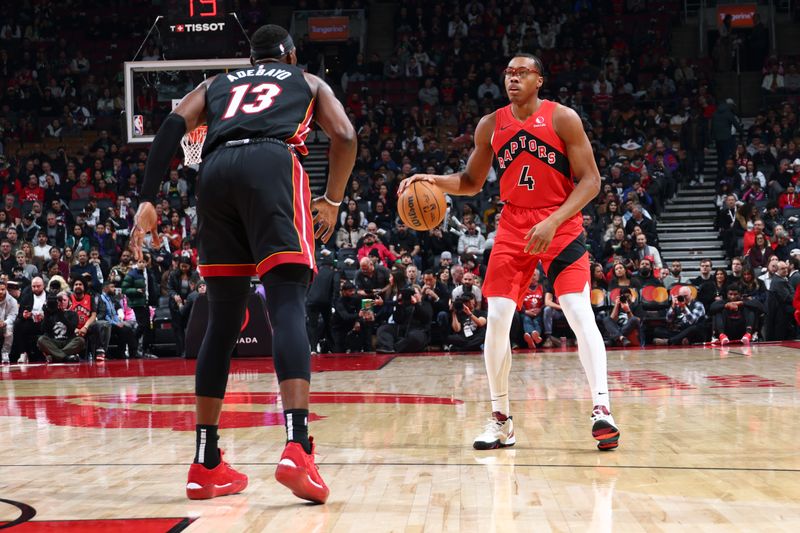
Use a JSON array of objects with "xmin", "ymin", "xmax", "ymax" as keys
[{"xmin": 517, "ymin": 165, "xmax": 535, "ymax": 190}]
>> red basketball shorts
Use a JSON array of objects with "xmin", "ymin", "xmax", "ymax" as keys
[{"xmin": 482, "ymin": 203, "xmax": 589, "ymax": 308}]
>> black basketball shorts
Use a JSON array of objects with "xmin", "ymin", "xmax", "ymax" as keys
[{"xmin": 196, "ymin": 141, "xmax": 316, "ymax": 278}]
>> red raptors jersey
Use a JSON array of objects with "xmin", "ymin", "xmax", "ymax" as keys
[
  {"xmin": 69, "ymin": 293, "xmax": 93, "ymax": 329},
  {"xmin": 491, "ymin": 100, "xmax": 576, "ymax": 210},
  {"xmin": 521, "ymin": 284, "xmax": 544, "ymax": 311}
]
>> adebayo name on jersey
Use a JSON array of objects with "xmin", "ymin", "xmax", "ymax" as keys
[{"xmin": 226, "ymin": 66, "xmax": 293, "ymax": 82}]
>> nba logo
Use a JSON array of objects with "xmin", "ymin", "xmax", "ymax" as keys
[{"xmin": 133, "ymin": 115, "xmax": 144, "ymax": 136}]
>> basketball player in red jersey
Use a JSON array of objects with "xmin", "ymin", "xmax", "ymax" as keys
[{"xmin": 399, "ymin": 54, "xmax": 619, "ymax": 451}]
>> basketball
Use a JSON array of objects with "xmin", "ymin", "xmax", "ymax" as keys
[{"xmin": 398, "ymin": 181, "xmax": 447, "ymax": 231}]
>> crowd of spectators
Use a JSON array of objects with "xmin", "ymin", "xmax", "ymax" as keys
[
  {"xmin": 1, "ymin": 1, "xmax": 800, "ymax": 361},
  {"xmin": 308, "ymin": 0, "xmax": 800, "ymax": 351}
]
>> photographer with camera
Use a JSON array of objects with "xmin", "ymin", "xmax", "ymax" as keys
[
  {"xmin": 446, "ymin": 292, "xmax": 487, "ymax": 352},
  {"xmin": 376, "ymin": 285, "xmax": 432, "ymax": 354},
  {"xmin": 602, "ymin": 287, "xmax": 643, "ymax": 347},
  {"xmin": 653, "ymin": 285, "xmax": 706, "ymax": 345},
  {"xmin": 37, "ymin": 291, "xmax": 85, "ymax": 363}
]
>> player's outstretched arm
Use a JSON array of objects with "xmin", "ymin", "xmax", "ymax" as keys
[
  {"xmin": 524, "ymin": 105, "xmax": 601, "ymax": 254},
  {"xmin": 306, "ymin": 74, "xmax": 356, "ymax": 243},
  {"xmin": 131, "ymin": 80, "xmax": 209, "ymax": 260},
  {"xmin": 397, "ymin": 113, "xmax": 495, "ymax": 198}
]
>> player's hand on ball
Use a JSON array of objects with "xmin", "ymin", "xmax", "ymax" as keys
[
  {"xmin": 130, "ymin": 201, "xmax": 160, "ymax": 261},
  {"xmin": 524, "ymin": 218, "xmax": 558, "ymax": 254},
  {"xmin": 311, "ymin": 196, "xmax": 338, "ymax": 243},
  {"xmin": 397, "ymin": 174, "xmax": 436, "ymax": 197}
]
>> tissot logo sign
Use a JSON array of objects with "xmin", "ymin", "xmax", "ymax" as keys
[{"xmin": 170, "ymin": 22, "xmax": 227, "ymax": 32}]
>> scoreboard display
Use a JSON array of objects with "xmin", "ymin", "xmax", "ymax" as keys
[
  {"xmin": 161, "ymin": 0, "xmax": 238, "ymax": 59},
  {"xmin": 166, "ymin": 0, "xmax": 226, "ymax": 22}
]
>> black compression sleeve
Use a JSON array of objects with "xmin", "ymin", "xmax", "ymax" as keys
[{"xmin": 141, "ymin": 113, "xmax": 187, "ymax": 204}]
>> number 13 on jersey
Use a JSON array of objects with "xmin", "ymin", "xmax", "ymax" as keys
[
  {"xmin": 517, "ymin": 165, "xmax": 535, "ymax": 190},
  {"xmin": 222, "ymin": 83, "xmax": 283, "ymax": 119}
]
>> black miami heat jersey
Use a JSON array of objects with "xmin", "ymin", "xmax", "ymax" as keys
[
  {"xmin": 202, "ymin": 63, "xmax": 315, "ymax": 158},
  {"xmin": 491, "ymin": 99, "xmax": 574, "ymax": 210}
]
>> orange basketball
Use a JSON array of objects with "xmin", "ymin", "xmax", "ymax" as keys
[{"xmin": 398, "ymin": 181, "xmax": 447, "ymax": 231}]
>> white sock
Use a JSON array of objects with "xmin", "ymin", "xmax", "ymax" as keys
[
  {"xmin": 483, "ymin": 297, "xmax": 517, "ymax": 417},
  {"xmin": 559, "ymin": 284, "xmax": 611, "ymax": 409}
]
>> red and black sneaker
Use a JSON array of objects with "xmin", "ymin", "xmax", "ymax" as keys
[
  {"xmin": 275, "ymin": 437, "xmax": 329, "ymax": 504},
  {"xmin": 523, "ymin": 332, "xmax": 536, "ymax": 349},
  {"xmin": 591, "ymin": 405, "xmax": 620, "ymax": 451},
  {"xmin": 186, "ymin": 450, "xmax": 248, "ymax": 500}
]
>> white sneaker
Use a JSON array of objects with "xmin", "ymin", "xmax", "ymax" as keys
[
  {"xmin": 17, "ymin": 353, "xmax": 28, "ymax": 364},
  {"xmin": 591, "ymin": 405, "xmax": 620, "ymax": 450},
  {"xmin": 473, "ymin": 413, "xmax": 515, "ymax": 450},
  {"xmin": 1, "ymin": 353, "xmax": 9, "ymax": 364}
]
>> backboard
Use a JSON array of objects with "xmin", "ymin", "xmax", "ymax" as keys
[{"xmin": 123, "ymin": 58, "xmax": 250, "ymax": 144}]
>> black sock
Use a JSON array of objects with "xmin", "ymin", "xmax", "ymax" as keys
[
  {"xmin": 194, "ymin": 424, "xmax": 220, "ymax": 469},
  {"xmin": 284, "ymin": 409, "xmax": 311, "ymax": 454}
]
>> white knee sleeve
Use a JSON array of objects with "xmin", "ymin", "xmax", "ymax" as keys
[
  {"xmin": 559, "ymin": 285, "xmax": 610, "ymax": 409},
  {"xmin": 484, "ymin": 297, "xmax": 517, "ymax": 416}
]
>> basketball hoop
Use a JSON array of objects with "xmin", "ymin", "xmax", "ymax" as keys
[{"xmin": 181, "ymin": 125, "xmax": 207, "ymax": 165}]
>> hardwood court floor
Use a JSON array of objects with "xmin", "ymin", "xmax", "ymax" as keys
[{"xmin": 1, "ymin": 342, "xmax": 799, "ymax": 532}]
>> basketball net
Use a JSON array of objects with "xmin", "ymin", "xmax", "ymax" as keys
[{"xmin": 180, "ymin": 125, "xmax": 207, "ymax": 165}]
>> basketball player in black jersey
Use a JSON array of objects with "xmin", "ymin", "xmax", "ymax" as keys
[{"xmin": 130, "ymin": 24, "xmax": 356, "ymax": 504}]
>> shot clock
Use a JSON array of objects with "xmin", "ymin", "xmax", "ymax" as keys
[
  {"xmin": 161, "ymin": 0, "xmax": 239, "ymax": 59},
  {"xmin": 167, "ymin": 0, "xmax": 226, "ymax": 22}
]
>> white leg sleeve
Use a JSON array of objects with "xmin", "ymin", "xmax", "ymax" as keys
[
  {"xmin": 559, "ymin": 284, "xmax": 610, "ymax": 409},
  {"xmin": 483, "ymin": 297, "xmax": 517, "ymax": 416}
]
